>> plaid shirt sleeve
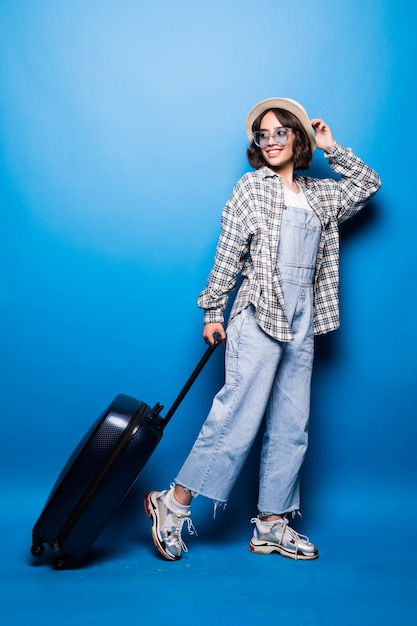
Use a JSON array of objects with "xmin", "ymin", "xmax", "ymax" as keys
[
  {"xmin": 324, "ymin": 143, "xmax": 382, "ymax": 222},
  {"xmin": 197, "ymin": 179, "xmax": 251, "ymax": 324}
]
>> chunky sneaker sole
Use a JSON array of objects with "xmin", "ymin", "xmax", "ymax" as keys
[
  {"xmin": 144, "ymin": 491, "xmax": 179, "ymax": 561},
  {"xmin": 249, "ymin": 537, "xmax": 319, "ymax": 560}
]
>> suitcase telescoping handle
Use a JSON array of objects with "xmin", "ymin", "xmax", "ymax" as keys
[{"xmin": 162, "ymin": 335, "xmax": 222, "ymax": 427}]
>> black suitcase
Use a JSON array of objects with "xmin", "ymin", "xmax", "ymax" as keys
[{"xmin": 31, "ymin": 339, "xmax": 220, "ymax": 569}]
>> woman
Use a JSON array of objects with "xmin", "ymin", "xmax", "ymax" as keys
[{"xmin": 144, "ymin": 97, "xmax": 381, "ymax": 561}]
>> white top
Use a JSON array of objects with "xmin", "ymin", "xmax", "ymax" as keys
[{"xmin": 283, "ymin": 183, "xmax": 312, "ymax": 210}]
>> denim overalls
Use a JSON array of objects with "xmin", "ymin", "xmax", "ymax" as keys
[{"xmin": 176, "ymin": 197, "xmax": 322, "ymax": 517}]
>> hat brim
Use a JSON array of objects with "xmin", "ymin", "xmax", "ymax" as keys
[{"xmin": 246, "ymin": 97, "xmax": 316, "ymax": 152}]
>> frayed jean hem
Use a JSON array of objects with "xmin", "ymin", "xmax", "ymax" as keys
[
  {"xmin": 258, "ymin": 508, "xmax": 301, "ymax": 520},
  {"xmin": 174, "ymin": 482, "xmax": 228, "ymax": 519}
]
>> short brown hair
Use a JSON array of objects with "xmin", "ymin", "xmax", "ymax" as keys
[{"xmin": 247, "ymin": 108, "xmax": 312, "ymax": 171}]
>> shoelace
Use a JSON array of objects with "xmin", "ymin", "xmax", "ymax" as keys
[
  {"xmin": 270, "ymin": 518, "xmax": 311, "ymax": 546},
  {"xmin": 177, "ymin": 517, "xmax": 198, "ymax": 553},
  {"xmin": 166, "ymin": 516, "xmax": 198, "ymax": 554},
  {"xmin": 251, "ymin": 517, "xmax": 310, "ymax": 546}
]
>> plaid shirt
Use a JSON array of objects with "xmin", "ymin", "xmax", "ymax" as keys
[{"xmin": 198, "ymin": 143, "xmax": 381, "ymax": 341}]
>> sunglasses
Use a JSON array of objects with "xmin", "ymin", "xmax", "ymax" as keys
[{"xmin": 252, "ymin": 127, "xmax": 292, "ymax": 148}]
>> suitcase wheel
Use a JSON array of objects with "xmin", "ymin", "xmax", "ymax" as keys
[
  {"xmin": 31, "ymin": 542, "xmax": 45, "ymax": 558},
  {"xmin": 53, "ymin": 556, "xmax": 77, "ymax": 570}
]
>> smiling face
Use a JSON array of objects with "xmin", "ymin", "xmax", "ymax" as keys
[{"xmin": 259, "ymin": 110, "xmax": 295, "ymax": 173}]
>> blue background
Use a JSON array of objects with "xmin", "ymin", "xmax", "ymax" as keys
[{"xmin": 1, "ymin": 1, "xmax": 416, "ymax": 624}]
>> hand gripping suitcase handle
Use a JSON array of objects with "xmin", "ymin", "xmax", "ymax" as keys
[{"xmin": 162, "ymin": 335, "xmax": 222, "ymax": 427}]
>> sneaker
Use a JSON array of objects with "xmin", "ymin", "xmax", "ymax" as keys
[
  {"xmin": 144, "ymin": 487, "xmax": 196, "ymax": 561},
  {"xmin": 249, "ymin": 517, "xmax": 319, "ymax": 560}
]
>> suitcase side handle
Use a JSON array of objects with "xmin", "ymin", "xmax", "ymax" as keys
[{"xmin": 162, "ymin": 336, "xmax": 222, "ymax": 428}]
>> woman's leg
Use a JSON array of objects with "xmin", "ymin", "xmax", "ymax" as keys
[
  {"xmin": 175, "ymin": 306, "xmax": 285, "ymax": 504},
  {"xmin": 258, "ymin": 284, "xmax": 315, "ymax": 517}
]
